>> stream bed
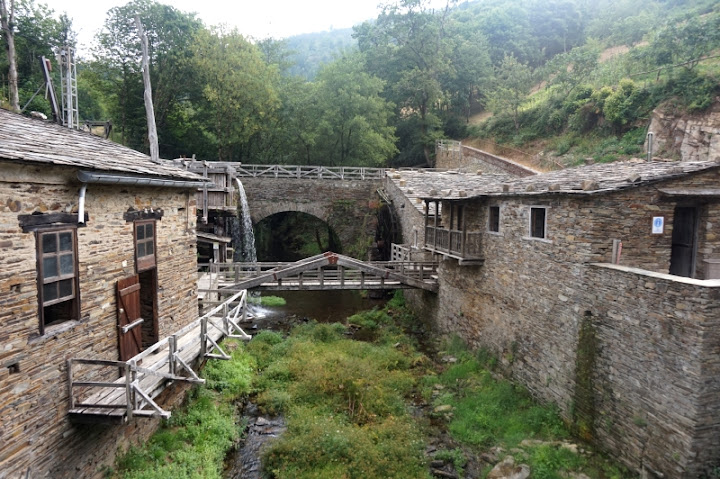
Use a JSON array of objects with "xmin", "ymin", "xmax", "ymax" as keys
[{"xmin": 225, "ymin": 290, "xmax": 388, "ymax": 478}]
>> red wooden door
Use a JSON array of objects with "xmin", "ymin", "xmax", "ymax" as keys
[{"xmin": 117, "ymin": 275, "xmax": 143, "ymax": 361}]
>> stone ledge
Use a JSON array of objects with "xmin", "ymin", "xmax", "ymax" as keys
[{"xmin": 590, "ymin": 262, "xmax": 720, "ymax": 287}]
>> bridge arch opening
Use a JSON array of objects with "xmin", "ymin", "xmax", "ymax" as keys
[{"xmin": 254, "ymin": 211, "xmax": 341, "ymax": 262}]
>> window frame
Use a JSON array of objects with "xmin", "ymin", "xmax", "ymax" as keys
[
  {"xmin": 36, "ymin": 226, "xmax": 80, "ymax": 334},
  {"xmin": 529, "ymin": 206, "xmax": 548, "ymax": 240},
  {"xmin": 488, "ymin": 205, "xmax": 501, "ymax": 233},
  {"xmin": 134, "ymin": 219, "xmax": 157, "ymax": 272}
]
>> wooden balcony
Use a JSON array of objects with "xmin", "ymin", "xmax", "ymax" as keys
[{"xmin": 424, "ymin": 226, "xmax": 484, "ymax": 265}]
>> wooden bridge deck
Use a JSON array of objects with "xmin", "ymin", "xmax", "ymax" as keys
[
  {"xmin": 67, "ymin": 290, "xmax": 251, "ymax": 424},
  {"xmin": 203, "ymin": 252, "xmax": 439, "ymax": 293}
]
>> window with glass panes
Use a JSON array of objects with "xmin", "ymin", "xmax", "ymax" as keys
[
  {"xmin": 530, "ymin": 207, "xmax": 547, "ymax": 239},
  {"xmin": 37, "ymin": 228, "xmax": 78, "ymax": 331},
  {"xmin": 489, "ymin": 206, "xmax": 500, "ymax": 232},
  {"xmin": 134, "ymin": 220, "xmax": 156, "ymax": 271}
]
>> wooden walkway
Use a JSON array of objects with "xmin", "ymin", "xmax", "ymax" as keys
[
  {"xmin": 203, "ymin": 252, "xmax": 439, "ymax": 293},
  {"xmin": 67, "ymin": 290, "xmax": 251, "ymax": 424}
]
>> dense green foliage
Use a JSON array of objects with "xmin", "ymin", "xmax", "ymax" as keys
[
  {"xmin": 285, "ymin": 28, "xmax": 355, "ymax": 80},
  {"xmin": 3, "ymin": 0, "xmax": 719, "ymax": 166},
  {"xmin": 111, "ymin": 292, "xmax": 630, "ymax": 478},
  {"xmin": 428, "ymin": 336, "xmax": 633, "ymax": 478},
  {"xmin": 111, "ymin": 344, "xmax": 254, "ymax": 478}
]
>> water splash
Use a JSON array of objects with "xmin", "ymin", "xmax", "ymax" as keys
[{"xmin": 234, "ymin": 179, "xmax": 257, "ymax": 263}]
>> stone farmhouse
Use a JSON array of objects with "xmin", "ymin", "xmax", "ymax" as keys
[
  {"xmin": 386, "ymin": 158, "xmax": 720, "ymax": 478},
  {"xmin": 0, "ymin": 108, "xmax": 211, "ymax": 478}
]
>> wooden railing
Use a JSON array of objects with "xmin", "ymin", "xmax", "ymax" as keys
[
  {"xmin": 424, "ymin": 226, "xmax": 482, "ymax": 260},
  {"xmin": 198, "ymin": 254, "xmax": 439, "ymax": 292},
  {"xmin": 67, "ymin": 290, "xmax": 251, "ymax": 421},
  {"xmin": 234, "ymin": 164, "xmax": 387, "ymax": 180}
]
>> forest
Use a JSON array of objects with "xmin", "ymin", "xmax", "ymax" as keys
[{"xmin": 1, "ymin": 0, "xmax": 720, "ymax": 168}]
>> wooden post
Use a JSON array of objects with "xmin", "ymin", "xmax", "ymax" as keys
[
  {"xmin": 433, "ymin": 201, "xmax": 439, "ymax": 250},
  {"xmin": 168, "ymin": 335, "xmax": 176, "ymax": 376},
  {"xmin": 223, "ymin": 302, "xmax": 229, "ymax": 333},
  {"xmin": 135, "ymin": 16, "xmax": 160, "ymax": 164},
  {"xmin": 200, "ymin": 318, "xmax": 207, "ymax": 358},
  {"xmin": 125, "ymin": 362, "xmax": 133, "ymax": 420},
  {"xmin": 66, "ymin": 359, "xmax": 75, "ymax": 409},
  {"xmin": 424, "ymin": 200, "xmax": 430, "ymax": 248}
]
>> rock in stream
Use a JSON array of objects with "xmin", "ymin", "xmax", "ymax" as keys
[{"xmin": 226, "ymin": 403, "xmax": 286, "ymax": 479}]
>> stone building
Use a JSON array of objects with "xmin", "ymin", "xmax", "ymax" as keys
[
  {"xmin": 0, "ymin": 109, "xmax": 210, "ymax": 478},
  {"xmin": 386, "ymin": 159, "xmax": 720, "ymax": 478}
]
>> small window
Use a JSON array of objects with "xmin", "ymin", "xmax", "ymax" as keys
[
  {"xmin": 530, "ymin": 207, "xmax": 547, "ymax": 239},
  {"xmin": 135, "ymin": 220, "xmax": 156, "ymax": 272},
  {"xmin": 37, "ymin": 228, "xmax": 79, "ymax": 333},
  {"xmin": 488, "ymin": 206, "xmax": 500, "ymax": 232}
]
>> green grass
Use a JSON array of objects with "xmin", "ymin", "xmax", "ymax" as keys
[
  {"xmin": 247, "ymin": 295, "xmax": 287, "ymax": 307},
  {"xmin": 111, "ymin": 293, "xmax": 631, "ymax": 479},
  {"xmin": 248, "ymin": 299, "xmax": 431, "ymax": 479},
  {"xmin": 424, "ymin": 336, "xmax": 633, "ymax": 478},
  {"xmin": 110, "ymin": 342, "xmax": 254, "ymax": 479}
]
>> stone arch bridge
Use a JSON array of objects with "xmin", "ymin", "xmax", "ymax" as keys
[{"xmin": 235, "ymin": 165, "xmax": 390, "ymax": 259}]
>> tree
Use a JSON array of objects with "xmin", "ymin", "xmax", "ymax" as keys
[
  {"xmin": 489, "ymin": 53, "xmax": 534, "ymax": 132},
  {"xmin": 355, "ymin": 0, "xmax": 457, "ymax": 166},
  {"xmin": 1, "ymin": 0, "xmax": 76, "ymax": 115},
  {"xmin": 1, "ymin": 0, "xmax": 19, "ymax": 111},
  {"xmin": 313, "ymin": 53, "xmax": 397, "ymax": 166},
  {"xmin": 93, "ymin": 0, "xmax": 202, "ymax": 155},
  {"xmin": 192, "ymin": 27, "xmax": 279, "ymax": 161}
]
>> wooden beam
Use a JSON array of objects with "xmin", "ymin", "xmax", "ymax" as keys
[{"xmin": 19, "ymin": 212, "xmax": 88, "ymax": 232}]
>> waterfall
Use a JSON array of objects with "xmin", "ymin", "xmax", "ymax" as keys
[{"xmin": 234, "ymin": 178, "xmax": 257, "ymax": 263}]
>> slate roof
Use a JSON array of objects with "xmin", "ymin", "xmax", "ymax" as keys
[
  {"xmin": 391, "ymin": 159, "xmax": 720, "ymax": 201},
  {"xmin": 0, "ymin": 108, "xmax": 205, "ymax": 181}
]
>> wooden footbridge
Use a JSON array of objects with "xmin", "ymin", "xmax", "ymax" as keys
[
  {"xmin": 67, "ymin": 253, "xmax": 437, "ymax": 424},
  {"xmin": 67, "ymin": 290, "xmax": 252, "ymax": 424},
  {"xmin": 204, "ymin": 252, "xmax": 439, "ymax": 293}
]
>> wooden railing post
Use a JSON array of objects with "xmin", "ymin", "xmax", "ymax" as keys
[
  {"xmin": 223, "ymin": 302, "xmax": 229, "ymax": 333},
  {"xmin": 125, "ymin": 362, "xmax": 133, "ymax": 419},
  {"xmin": 67, "ymin": 359, "xmax": 75, "ymax": 410},
  {"xmin": 168, "ymin": 335, "xmax": 176, "ymax": 376},
  {"xmin": 200, "ymin": 318, "xmax": 207, "ymax": 358}
]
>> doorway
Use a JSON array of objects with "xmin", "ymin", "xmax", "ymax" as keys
[
  {"xmin": 138, "ymin": 268, "xmax": 158, "ymax": 348},
  {"xmin": 669, "ymin": 206, "xmax": 698, "ymax": 278}
]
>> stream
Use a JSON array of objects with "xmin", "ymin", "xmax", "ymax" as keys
[{"xmin": 224, "ymin": 290, "xmax": 389, "ymax": 479}]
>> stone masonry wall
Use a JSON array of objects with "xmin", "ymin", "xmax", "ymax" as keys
[
  {"xmin": 436, "ymin": 144, "xmax": 537, "ymax": 177},
  {"xmin": 405, "ymin": 172, "xmax": 720, "ymax": 477},
  {"xmin": 242, "ymin": 177, "xmax": 382, "ymax": 259},
  {"xmin": 0, "ymin": 162, "xmax": 199, "ymax": 478}
]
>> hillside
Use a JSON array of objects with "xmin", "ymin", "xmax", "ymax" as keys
[
  {"xmin": 464, "ymin": 0, "xmax": 720, "ymax": 169},
  {"xmin": 285, "ymin": 28, "xmax": 356, "ymax": 80}
]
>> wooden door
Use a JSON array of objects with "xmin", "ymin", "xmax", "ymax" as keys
[
  {"xmin": 117, "ymin": 275, "xmax": 143, "ymax": 361},
  {"xmin": 669, "ymin": 206, "xmax": 698, "ymax": 278}
]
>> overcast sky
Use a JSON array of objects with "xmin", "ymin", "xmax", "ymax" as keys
[{"xmin": 42, "ymin": 0, "xmax": 391, "ymax": 54}]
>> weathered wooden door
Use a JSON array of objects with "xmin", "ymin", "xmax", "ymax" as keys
[
  {"xmin": 117, "ymin": 275, "xmax": 143, "ymax": 361},
  {"xmin": 669, "ymin": 206, "xmax": 698, "ymax": 278}
]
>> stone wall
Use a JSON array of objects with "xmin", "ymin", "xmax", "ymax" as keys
[
  {"xmin": 395, "ymin": 169, "xmax": 720, "ymax": 477},
  {"xmin": 436, "ymin": 144, "xmax": 537, "ymax": 177},
  {"xmin": 0, "ymin": 162, "xmax": 199, "ymax": 478},
  {"xmin": 241, "ymin": 177, "xmax": 382, "ymax": 259}
]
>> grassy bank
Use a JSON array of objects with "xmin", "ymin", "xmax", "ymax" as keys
[
  {"xmin": 108, "ymin": 346, "xmax": 254, "ymax": 479},
  {"xmin": 424, "ymin": 336, "xmax": 631, "ymax": 478},
  {"xmin": 111, "ymin": 292, "xmax": 631, "ymax": 478}
]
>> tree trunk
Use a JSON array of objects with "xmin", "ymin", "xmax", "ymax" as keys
[
  {"xmin": 135, "ymin": 16, "xmax": 160, "ymax": 163},
  {"xmin": 0, "ymin": 0, "xmax": 19, "ymax": 112}
]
